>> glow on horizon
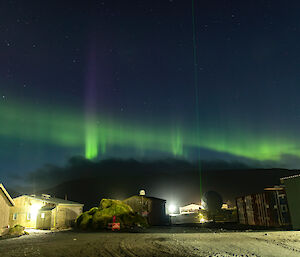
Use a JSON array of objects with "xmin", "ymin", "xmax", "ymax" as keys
[{"xmin": 0, "ymin": 99, "xmax": 299, "ymax": 162}]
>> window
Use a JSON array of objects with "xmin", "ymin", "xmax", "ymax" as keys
[
  {"xmin": 27, "ymin": 212, "xmax": 31, "ymax": 220},
  {"xmin": 41, "ymin": 213, "xmax": 45, "ymax": 219},
  {"xmin": 13, "ymin": 213, "xmax": 18, "ymax": 220},
  {"xmin": 281, "ymin": 205, "xmax": 288, "ymax": 212}
]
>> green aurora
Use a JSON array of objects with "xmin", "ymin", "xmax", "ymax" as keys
[{"xmin": 0, "ymin": 100, "xmax": 298, "ymax": 162}]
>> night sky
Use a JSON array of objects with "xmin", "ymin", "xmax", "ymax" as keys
[{"xmin": 1, "ymin": 0, "xmax": 300, "ymax": 187}]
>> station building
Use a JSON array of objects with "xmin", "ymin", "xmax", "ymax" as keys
[
  {"xmin": 10, "ymin": 194, "xmax": 83, "ymax": 230},
  {"xmin": 124, "ymin": 195, "xmax": 168, "ymax": 225},
  {"xmin": 0, "ymin": 184, "xmax": 15, "ymax": 235},
  {"xmin": 236, "ymin": 186, "xmax": 290, "ymax": 227},
  {"xmin": 280, "ymin": 174, "xmax": 300, "ymax": 229}
]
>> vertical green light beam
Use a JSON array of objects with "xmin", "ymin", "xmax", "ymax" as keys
[{"xmin": 192, "ymin": 0, "xmax": 202, "ymax": 200}]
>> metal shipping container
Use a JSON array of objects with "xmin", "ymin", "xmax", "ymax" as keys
[
  {"xmin": 236, "ymin": 188, "xmax": 291, "ymax": 227},
  {"xmin": 236, "ymin": 197, "xmax": 247, "ymax": 225}
]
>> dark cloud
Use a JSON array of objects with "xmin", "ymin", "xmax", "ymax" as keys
[
  {"xmin": 26, "ymin": 156, "xmax": 254, "ymax": 187},
  {"xmin": 15, "ymin": 157, "xmax": 298, "ymax": 210},
  {"xmin": 277, "ymin": 154, "xmax": 300, "ymax": 169}
]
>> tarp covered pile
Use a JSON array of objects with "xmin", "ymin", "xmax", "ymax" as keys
[{"xmin": 76, "ymin": 199, "xmax": 148, "ymax": 230}]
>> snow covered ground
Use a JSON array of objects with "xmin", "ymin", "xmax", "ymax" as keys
[{"xmin": 0, "ymin": 227, "xmax": 300, "ymax": 257}]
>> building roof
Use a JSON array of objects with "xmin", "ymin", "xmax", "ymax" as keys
[
  {"xmin": 0, "ymin": 184, "xmax": 15, "ymax": 206},
  {"xmin": 280, "ymin": 174, "xmax": 300, "ymax": 181},
  {"xmin": 145, "ymin": 196, "xmax": 166, "ymax": 202},
  {"xmin": 264, "ymin": 187, "xmax": 285, "ymax": 191},
  {"xmin": 180, "ymin": 203, "xmax": 201, "ymax": 208},
  {"xmin": 40, "ymin": 206, "xmax": 56, "ymax": 211},
  {"xmin": 14, "ymin": 194, "xmax": 83, "ymax": 206},
  {"xmin": 125, "ymin": 195, "xmax": 166, "ymax": 202}
]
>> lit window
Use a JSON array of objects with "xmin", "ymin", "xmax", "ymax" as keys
[
  {"xmin": 41, "ymin": 213, "xmax": 45, "ymax": 219},
  {"xmin": 13, "ymin": 213, "xmax": 18, "ymax": 220},
  {"xmin": 27, "ymin": 212, "xmax": 31, "ymax": 220}
]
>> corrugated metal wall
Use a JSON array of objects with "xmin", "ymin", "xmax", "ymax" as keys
[{"xmin": 236, "ymin": 190, "xmax": 291, "ymax": 227}]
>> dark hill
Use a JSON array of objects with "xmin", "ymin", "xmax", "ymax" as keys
[{"xmin": 36, "ymin": 166, "xmax": 299, "ymax": 210}]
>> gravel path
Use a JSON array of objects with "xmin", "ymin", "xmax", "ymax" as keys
[{"xmin": 0, "ymin": 228, "xmax": 300, "ymax": 257}]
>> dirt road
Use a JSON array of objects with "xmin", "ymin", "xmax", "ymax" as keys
[{"xmin": 0, "ymin": 227, "xmax": 300, "ymax": 257}]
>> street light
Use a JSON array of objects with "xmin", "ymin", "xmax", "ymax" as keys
[{"xmin": 168, "ymin": 204, "xmax": 177, "ymax": 214}]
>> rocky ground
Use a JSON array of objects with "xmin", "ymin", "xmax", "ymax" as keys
[{"xmin": 0, "ymin": 227, "xmax": 300, "ymax": 257}]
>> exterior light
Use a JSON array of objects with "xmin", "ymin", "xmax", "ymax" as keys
[
  {"xmin": 168, "ymin": 204, "xmax": 177, "ymax": 214},
  {"xmin": 198, "ymin": 213, "xmax": 207, "ymax": 223},
  {"xmin": 30, "ymin": 204, "xmax": 42, "ymax": 218}
]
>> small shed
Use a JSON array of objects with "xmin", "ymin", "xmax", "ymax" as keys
[
  {"xmin": 123, "ymin": 195, "xmax": 167, "ymax": 225},
  {"xmin": 281, "ymin": 174, "xmax": 300, "ymax": 229},
  {"xmin": 10, "ymin": 194, "xmax": 83, "ymax": 230},
  {"xmin": 0, "ymin": 184, "xmax": 15, "ymax": 235}
]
